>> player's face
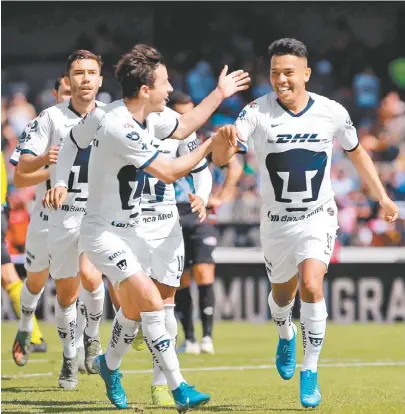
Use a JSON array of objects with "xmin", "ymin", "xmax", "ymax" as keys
[
  {"xmin": 148, "ymin": 64, "xmax": 173, "ymax": 112},
  {"xmin": 66, "ymin": 59, "xmax": 102, "ymax": 102},
  {"xmin": 53, "ymin": 78, "xmax": 71, "ymax": 104},
  {"xmin": 270, "ymin": 55, "xmax": 311, "ymax": 105}
]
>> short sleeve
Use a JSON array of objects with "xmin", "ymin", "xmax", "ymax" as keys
[
  {"xmin": 70, "ymin": 107, "xmax": 105, "ymax": 149},
  {"xmin": 178, "ymin": 133, "xmax": 208, "ymax": 172},
  {"xmin": 334, "ymin": 103, "xmax": 359, "ymax": 152},
  {"xmin": 234, "ymin": 101, "xmax": 259, "ymax": 152},
  {"xmin": 152, "ymin": 107, "xmax": 179, "ymax": 140},
  {"xmin": 21, "ymin": 112, "xmax": 51, "ymax": 157},
  {"xmin": 9, "ymin": 121, "xmax": 33, "ymax": 165},
  {"xmin": 113, "ymin": 125, "xmax": 159, "ymax": 169}
]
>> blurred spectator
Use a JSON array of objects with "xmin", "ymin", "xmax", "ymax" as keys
[
  {"xmin": 186, "ymin": 60, "xmax": 216, "ymax": 104},
  {"xmin": 7, "ymin": 92, "xmax": 37, "ymax": 137}
]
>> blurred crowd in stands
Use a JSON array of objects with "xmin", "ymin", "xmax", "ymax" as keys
[{"xmin": 2, "ymin": 14, "xmax": 405, "ymax": 250}]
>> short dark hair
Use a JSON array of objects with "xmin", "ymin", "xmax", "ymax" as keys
[
  {"xmin": 115, "ymin": 44, "xmax": 165, "ymax": 99},
  {"xmin": 268, "ymin": 38, "xmax": 308, "ymax": 59},
  {"xmin": 65, "ymin": 50, "xmax": 103, "ymax": 73},
  {"xmin": 168, "ymin": 91, "xmax": 192, "ymax": 108},
  {"xmin": 54, "ymin": 73, "xmax": 67, "ymax": 91}
]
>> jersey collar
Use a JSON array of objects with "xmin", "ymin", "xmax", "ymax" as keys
[
  {"xmin": 68, "ymin": 101, "xmax": 98, "ymax": 118},
  {"xmin": 276, "ymin": 95, "xmax": 315, "ymax": 117}
]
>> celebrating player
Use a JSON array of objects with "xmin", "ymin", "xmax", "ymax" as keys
[
  {"xmin": 16, "ymin": 51, "xmax": 105, "ymax": 390},
  {"xmin": 233, "ymin": 38, "xmax": 399, "ymax": 408}
]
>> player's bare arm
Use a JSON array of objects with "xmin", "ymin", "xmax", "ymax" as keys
[
  {"xmin": 215, "ymin": 154, "xmax": 243, "ymax": 202},
  {"xmin": 171, "ymin": 66, "xmax": 250, "ymax": 140},
  {"xmin": 14, "ymin": 167, "xmax": 50, "ymax": 188},
  {"xmin": 19, "ymin": 145, "xmax": 59, "ymax": 174},
  {"xmin": 347, "ymin": 144, "xmax": 399, "ymax": 223}
]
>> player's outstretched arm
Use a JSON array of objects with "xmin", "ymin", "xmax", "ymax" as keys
[
  {"xmin": 215, "ymin": 154, "xmax": 243, "ymax": 202},
  {"xmin": 347, "ymin": 144, "xmax": 399, "ymax": 222},
  {"xmin": 144, "ymin": 138, "xmax": 213, "ymax": 184},
  {"xmin": 172, "ymin": 66, "xmax": 250, "ymax": 140}
]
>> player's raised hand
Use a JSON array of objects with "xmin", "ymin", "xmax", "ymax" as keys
[
  {"xmin": 216, "ymin": 65, "xmax": 251, "ymax": 99},
  {"xmin": 379, "ymin": 196, "xmax": 399, "ymax": 223},
  {"xmin": 45, "ymin": 145, "xmax": 60, "ymax": 165},
  {"xmin": 42, "ymin": 186, "xmax": 68, "ymax": 211},
  {"xmin": 189, "ymin": 193, "xmax": 207, "ymax": 222}
]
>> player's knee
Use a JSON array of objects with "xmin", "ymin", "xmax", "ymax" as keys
[
  {"xmin": 26, "ymin": 276, "xmax": 46, "ymax": 295},
  {"xmin": 194, "ymin": 263, "xmax": 215, "ymax": 285},
  {"xmin": 300, "ymin": 277, "xmax": 322, "ymax": 301},
  {"xmin": 55, "ymin": 278, "xmax": 80, "ymax": 307}
]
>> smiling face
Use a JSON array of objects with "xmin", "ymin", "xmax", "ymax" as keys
[
  {"xmin": 66, "ymin": 58, "xmax": 102, "ymax": 103},
  {"xmin": 142, "ymin": 64, "xmax": 173, "ymax": 113},
  {"xmin": 270, "ymin": 54, "xmax": 311, "ymax": 106}
]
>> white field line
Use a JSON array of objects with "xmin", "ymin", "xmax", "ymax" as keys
[{"xmin": 2, "ymin": 361, "xmax": 405, "ymax": 380}]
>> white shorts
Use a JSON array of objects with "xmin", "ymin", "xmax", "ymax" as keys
[
  {"xmin": 25, "ymin": 226, "xmax": 49, "ymax": 273},
  {"xmin": 48, "ymin": 226, "xmax": 83, "ymax": 279},
  {"xmin": 136, "ymin": 206, "xmax": 184, "ymax": 287},
  {"xmin": 260, "ymin": 199, "xmax": 339, "ymax": 284},
  {"xmin": 80, "ymin": 224, "xmax": 143, "ymax": 287}
]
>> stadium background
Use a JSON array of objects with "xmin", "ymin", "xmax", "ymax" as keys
[{"xmin": 2, "ymin": 2, "xmax": 405, "ymax": 324}]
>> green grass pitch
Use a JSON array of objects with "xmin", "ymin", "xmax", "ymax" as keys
[{"xmin": 1, "ymin": 321, "xmax": 404, "ymax": 413}]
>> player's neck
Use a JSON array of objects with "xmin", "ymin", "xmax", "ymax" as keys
[
  {"xmin": 282, "ymin": 91, "xmax": 310, "ymax": 114},
  {"xmin": 69, "ymin": 97, "xmax": 96, "ymax": 117},
  {"xmin": 123, "ymin": 97, "xmax": 150, "ymax": 125}
]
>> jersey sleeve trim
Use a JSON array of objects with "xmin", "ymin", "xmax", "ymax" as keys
[
  {"xmin": 21, "ymin": 149, "xmax": 38, "ymax": 157},
  {"xmin": 139, "ymin": 151, "xmax": 159, "ymax": 170},
  {"xmin": 9, "ymin": 159, "xmax": 18, "ymax": 166},
  {"xmin": 191, "ymin": 161, "xmax": 208, "ymax": 174},
  {"xmin": 70, "ymin": 130, "xmax": 85, "ymax": 150},
  {"xmin": 344, "ymin": 142, "xmax": 360, "ymax": 153},
  {"xmin": 236, "ymin": 140, "xmax": 248, "ymax": 154},
  {"xmin": 162, "ymin": 118, "xmax": 179, "ymax": 140}
]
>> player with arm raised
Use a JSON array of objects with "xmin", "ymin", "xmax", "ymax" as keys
[
  {"xmin": 15, "ymin": 50, "xmax": 106, "ymax": 391},
  {"xmin": 233, "ymin": 38, "xmax": 398, "ymax": 408},
  {"xmin": 10, "ymin": 74, "xmax": 71, "ymax": 366},
  {"xmin": 46, "ymin": 45, "xmax": 241, "ymax": 411}
]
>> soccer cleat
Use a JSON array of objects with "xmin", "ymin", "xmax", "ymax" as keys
[
  {"xmin": 77, "ymin": 346, "xmax": 86, "ymax": 373},
  {"xmin": 30, "ymin": 338, "xmax": 47, "ymax": 353},
  {"xmin": 12, "ymin": 330, "xmax": 32, "ymax": 366},
  {"xmin": 276, "ymin": 323, "xmax": 297, "ymax": 380},
  {"xmin": 151, "ymin": 385, "xmax": 175, "ymax": 407},
  {"xmin": 132, "ymin": 326, "xmax": 146, "ymax": 351},
  {"xmin": 172, "ymin": 382, "xmax": 211, "ymax": 413},
  {"xmin": 83, "ymin": 332, "xmax": 102, "ymax": 374},
  {"xmin": 200, "ymin": 336, "xmax": 215, "ymax": 354},
  {"xmin": 93, "ymin": 354, "xmax": 127, "ymax": 409},
  {"xmin": 300, "ymin": 370, "xmax": 321, "ymax": 408},
  {"xmin": 176, "ymin": 340, "xmax": 200, "ymax": 355},
  {"xmin": 58, "ymin": 354, "xmax": 79, "ymax": 390}
]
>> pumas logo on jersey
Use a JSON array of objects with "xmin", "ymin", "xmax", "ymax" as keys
[
  {"xmin": 274, "ymin": 133, "xmax": 320, "ymax": 144},
  {"xmin": 116, "ymin": 259, "xmax": 128, "ymax": 271},
  {"xmin": 126, "ymin": 131, "xmax": 140, "ymax": 141}
]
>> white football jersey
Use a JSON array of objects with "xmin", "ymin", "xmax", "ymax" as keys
[
  {"xmin": 21, "ymin": 100, "xmax": 104, "ymax": 228},
  {"xmin": 66, "ymin": 100, "xmax": 160, "ymax": 230},
  {"xmin": 141, "ymin": 107, "xmax": 208, "ymax": 209},
  {"xmin": 10, "ymin": 119, "xmax": 51, "ymax": 231},
  {"xmin": 235, "ymin": 92, "xmax": 359, "ymax": 215}
]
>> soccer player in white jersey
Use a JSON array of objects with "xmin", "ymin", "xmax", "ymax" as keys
[
  {"xmin": 233, "ymin": 38, "xmax": 399, "ymax": 408},
  {"xmin": 11, "ymin": 75, "xmax": 71, "ymax": 367},
  {"xmin": 46, "ymin": 44, "xmax": 246, "ymax": 411},
  {"xmin": 135, "ymin": 106, "xmax": 213, "ymax": 407},
  {"xmin": 17, "ymin": 50, "xmax": 106, "ymax": 390}
]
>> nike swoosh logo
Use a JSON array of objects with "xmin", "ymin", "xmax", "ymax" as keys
[
  {"xmin": 96, "ymin": 125, "xmax": 102, "ymax": 132},
  {"xmin": 271, "ymin": 123, "xmax": 282, "ymax": 128},
  {"xmin": 308, "ymin": 331, "xmax": 323, "ymax": 335},
  {"xmin": 65, "ymin": 124, "xmax": 77, "ymax": 128},
  {"xmin": 151, "ymin": 335, "xmax": 165, "ymax": 344}
]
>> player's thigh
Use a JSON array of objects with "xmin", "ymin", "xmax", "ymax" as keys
[
  {"xmin": 260, "ymin": 229, "xmax": 299, "ymax": 285},
  {"xmin": 150, "ymin": 233, "xmax": 185, "ymax": 289},
  {"xmin": 79, "ymin": 253, "xmax": 102, "ymax": 291},
  {"xmin": 295, "ymin": 200, "xmax": 339, "ymax": 274},
  {"xmin": 24, "ymin": 227, "xmax": 49, "ymax": 274},
  {"xmin": 80, "ymin": 228, "xmax": 143, "ymax": 290},
  {"xmin": 48, "ymin": 226, "xmax": 80, "ymax": 280},
  {"xmin": 191, "ymin": 222, "xmax": 217, "ymax": 269},
  {"xmin": 193, "ymin": 263, "xmax": 215, "ymax": 285}
]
